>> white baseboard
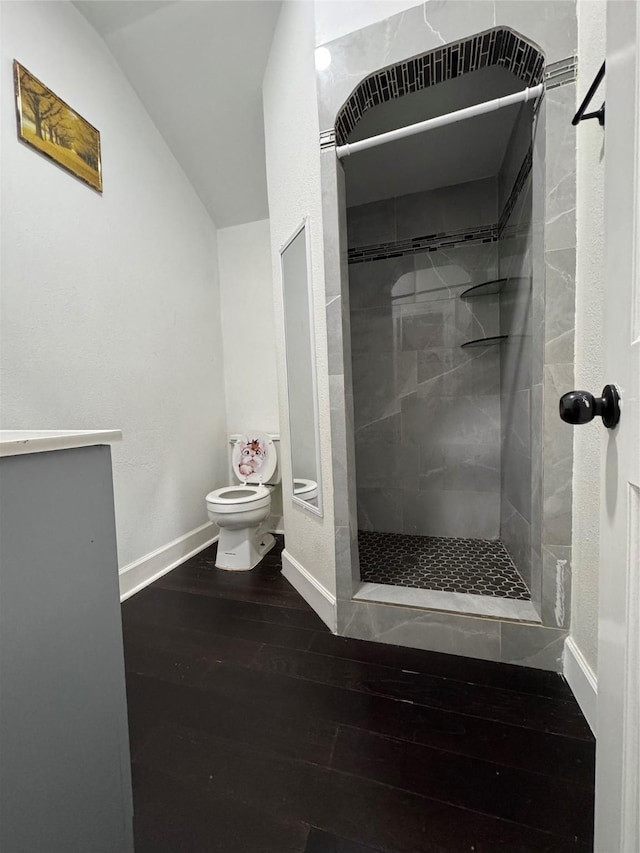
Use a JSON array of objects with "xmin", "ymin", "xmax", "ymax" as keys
[
  {"xmin": 281, "ymin": 548, "xmax": 337, "ymax": 632},
  {"xmin": 119, "ymin": 522, "xmax": 218, "ymax": 602},
  {"xmin": 563, "ymin": 636, "xmax": 598, "ymax": 735}
]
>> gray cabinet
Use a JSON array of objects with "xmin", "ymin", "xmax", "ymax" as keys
[{"xmin": 0, "ymin": 442, "xmax": 133, "ymax": 852}]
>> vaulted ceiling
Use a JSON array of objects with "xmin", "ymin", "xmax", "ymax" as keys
[{"xmin": 74, "ymin": 0, "xmax": 281, "ymax": 228}]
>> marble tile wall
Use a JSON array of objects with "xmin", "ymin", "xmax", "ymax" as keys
[
  {"xmin": 540, "ymin": 81, "xmax": 576, "ymax": 629},
  {"xmin": 323, "ymin": 150, "xmax": 361, "ymax": 602},
  {"xmin": 347, "ymin": 180, "xmax": 501, "ymax": 539},
  {"xmin": 316, "ymin": 2, "xmax": 576, "ymax": 133},
  {"xmin": 337, "ymin": 597, "xmax": 567, "ymax": 671},
  {"xmin": 498, "ymin": 102, "xmax": 536, "ymax": 592}
]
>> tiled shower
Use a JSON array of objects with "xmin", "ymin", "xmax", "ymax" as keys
[
  {"xmin": 346, "ymin": 92, "xmax": 537, "ymax": 601},
  {"xmin": 320, "ymin": 6, "xmax": 576, "ymax": 664}
]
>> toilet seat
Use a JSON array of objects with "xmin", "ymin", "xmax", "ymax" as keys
[
  {"xmin": 206, "ymin": 484, "xmax": 271, "ymax": 513},
  {"xmin": 294, "ymin": 478, "xmax": 318, "ymax": 499}
]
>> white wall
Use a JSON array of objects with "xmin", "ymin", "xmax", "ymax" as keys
[
  {"xmin": 263, "ymin": 0, "xmax": 337, "ymax": 595},
  {"xmin": 315, "ymin": 0, "xmax": 423, "ymax": 46},
  {"xmin": 217, "ymin": 218, "xmax": 283, "ymax": 532},
  {"xmin": 571, "ymin": 0, "xmax": 606, "ymax": 676},
  {"xmin": 0, "ymin": 1, "xmax": 228, "ymax": 571},
  {"xmin": 217, "ymin": 218, "xmax": 278, "ymax": 434}
]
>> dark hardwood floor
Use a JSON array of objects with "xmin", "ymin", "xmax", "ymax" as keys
[{"xmin": 122, "ymin": 536, "xmax": 595, "ymax": 853}]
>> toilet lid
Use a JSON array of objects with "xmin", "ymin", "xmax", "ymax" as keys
[{"xmin": 232, "ymin": 431, "xmax": 276, "ymax": 484}]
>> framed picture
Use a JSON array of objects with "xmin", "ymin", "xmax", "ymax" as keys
[{"xmin": 13, "ymin": 60, "xmax": 102, "ymax": 193}]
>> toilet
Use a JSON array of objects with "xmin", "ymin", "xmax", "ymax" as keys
[
  {"xmin": 293, "ymin": 478, "xmax": 318, "ymax": 502},
  {"xmin": 205, "ymin": 431, "xmax": 279, "ymax": 571}
]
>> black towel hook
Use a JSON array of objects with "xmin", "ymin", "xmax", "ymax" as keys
[{"xmin": 572, "ymin": 61, "xmax": 605, "ymax": 126}]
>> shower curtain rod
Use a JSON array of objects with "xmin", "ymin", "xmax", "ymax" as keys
[{"xmin": 335, "ymin": 84, "xmax": 544, "ymax": 159}]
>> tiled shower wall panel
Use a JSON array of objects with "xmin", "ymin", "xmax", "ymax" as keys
[
  {"xmin": 347, "ymin": 180, "xmax": 502, "ymax": 538},
  {"xmin": 499, "ymin": 176, "xmax": 534, "ymax": 589},
  {"xmin": 498, "ymin": 102, "xmax": 537, "ymax": 592},
  {"xmin": 540, "ymin": 81, "xmax": 576, "ymax": 629}
]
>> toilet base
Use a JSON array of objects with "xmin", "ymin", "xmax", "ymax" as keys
[{"xmin": 215, "ymin": 528, "xmax": 276, "ymax": 571}]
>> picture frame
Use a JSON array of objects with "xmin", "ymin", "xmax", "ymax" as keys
[{"xmin": 13, "ymin": 60, "xmax": 103, "ymax": 193}]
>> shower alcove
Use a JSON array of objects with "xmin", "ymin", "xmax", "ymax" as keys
[
  {"xmin": 318, "ymin": 6, "xmax": 577, "ymax": 669},
  {"xmin": 345, "ymin": 49, "xmax": 538, "ymax": 614}
]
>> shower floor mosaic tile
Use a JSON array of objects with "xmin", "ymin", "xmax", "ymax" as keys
[{"xmin": 358, "ymin": 531, "xmax": 531, "ymax": 600}]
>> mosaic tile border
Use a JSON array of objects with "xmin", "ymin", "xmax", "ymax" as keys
[
  {"xmin": 334, "ymin": 56, "xmax": 577, "ymax": 265},
  {"xmin": 545, "ymin": 56, "xmax": 578, "ymax": 90},
  {"xmin": 320, "ymin": 129, "xmax": 337, "ymax": 150},
  {"xmin": 348, "ymin": 224, "xmax": 497, "ymax": 264},
  {"xmin": 335, "ymin": 27, "xmax": 545, "ymax": 146},
  {"xmin": 498, "ymin": 142, "xmax": 533, "ymax": 236}
]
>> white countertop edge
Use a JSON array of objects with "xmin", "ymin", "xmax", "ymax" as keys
[{"xmin": 0, "ymin": 430, "xmax": 123, "ymax": 457}]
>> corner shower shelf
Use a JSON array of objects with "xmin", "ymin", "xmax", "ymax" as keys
[
  {"xmin": 459, "ymin": 278, "xmax": 509, "ymax": 299},
  {"xmin": 460, "ymin": 335, "xmax": 508, "ymax": 349}
]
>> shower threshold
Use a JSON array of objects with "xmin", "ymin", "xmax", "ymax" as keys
[
  {"xmin": 353, "ymin": 582, "xmax": 541, "ymax": 622},
  {"xmin": 356, "ymin": 531, "xmax": 540, "ymax": 622}
]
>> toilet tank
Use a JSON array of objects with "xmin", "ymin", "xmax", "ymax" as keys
[{"xmin": 228, "ymin": 434, "xmax": 281, "ymax": 485}]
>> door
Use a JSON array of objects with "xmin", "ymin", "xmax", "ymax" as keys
[{"xmin": 595, "ymin": 2, "xmax": 640, "ymax": 850}]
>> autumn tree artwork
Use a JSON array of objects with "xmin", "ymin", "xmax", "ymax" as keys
[{"xmin": 14, "ymin": 61, "xmax": 102, "ymax": 192}]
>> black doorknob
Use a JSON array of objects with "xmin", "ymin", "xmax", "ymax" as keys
[{"xmin": 559, "ymin": 384, "xmax": 621, "ymax": 429}]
